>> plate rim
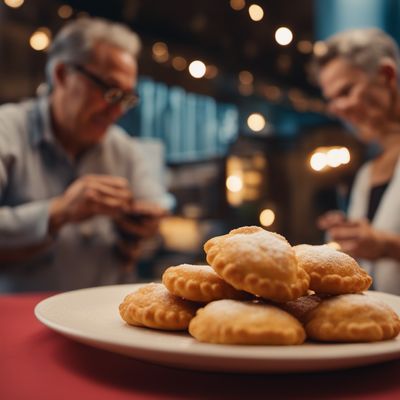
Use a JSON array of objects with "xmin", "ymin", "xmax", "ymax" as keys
[{"xmin": 34, "ymin": 284, "xmax": 400, "ymax": 371}]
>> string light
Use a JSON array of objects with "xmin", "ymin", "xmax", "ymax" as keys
[
  {"xmin": 147, "ymin": 34, "xmax": 328, "ymax": 114},
  {"xmin": 310, "ymin": 147, "xmax": 351, "ymax": 172},
  {"xmin": 58, "ymin": 5, "xmax": 73, "ymax": 19},
  {"xmin": 226, "ymin": 175, "xmax": 243, "ymax": 192},
  {"xmin": 247, "ymin": 113, "xmax": 266, "ymax": 132},
  {"xmin": 259, "ymin": 209, "xmax": 275, "ymax": 227},
  {"xmin": 275, "ymin": 27, "xmax": 293, "ymax": 46},
  {"xmin": 4, "ymin": 0, "xmax": 24, "ymax": 8},
  {"xmin": 297, "ymin": 40, "xmax": 313, "ymax": 54},
  {"xmin": 239, "ymin": 70, "xmax": 253, "ymax": 85},
  {"xmin": 313, "ymin": 41, "xmax": 328, "ymax": 57},
  {"xmin": 171, "ymin": 56, "xmax": 187, "ymax": 71},
  {"xmin": 152, "ymin": 42, "xmax": 169, "ymax": 63},
  {"xmin": 205, "ymin": 65, "xmax": 218, "ymax": 79},
  {"xmin": 248, "ymin": 4, "xmax": 264, "ymax": 22},
  {"xmin": 230, "ymin": 0, "xmax": 246, "ymax": 11},
  {"xmin": 29, "ymin": 28, "xmax": 51, "ymax": 51},
  {"xmin": 188, "ymin": 60, "xmax": 206, "ymax": 78}
]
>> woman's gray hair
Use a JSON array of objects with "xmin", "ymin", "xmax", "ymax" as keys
[
  {"xmin": 311, "ymin": 28, "xmax": 400, "ymax": 79},
  {"xmin": 46, "ymin": 17, "xmax": 141, "ymax": 86}
]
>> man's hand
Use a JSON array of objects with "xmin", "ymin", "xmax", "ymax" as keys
[
  {"xmin": 114, "ymin": 200, "xmax": 167, "ymax": 240},
  {"xmin": 327, "ymin": 218, "xmax": 386, "ymax": 260},
  {"xmin": 49, "ymin": 175, "xmax": 133, "ymax": 233},
  {"xmin": 113, "ymin": 200, "xmax": 168, "ymax": 262}
]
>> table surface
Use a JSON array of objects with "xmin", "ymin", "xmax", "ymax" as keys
[{"xmin": 1, "ymin": 292, "xmax": 400, "ymax": 400}]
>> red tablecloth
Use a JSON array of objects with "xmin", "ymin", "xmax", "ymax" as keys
[{"xmin": 1, "ymin": 293, "xmax": 400, "ymax": 400}]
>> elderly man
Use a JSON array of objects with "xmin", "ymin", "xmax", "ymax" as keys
[
  {"xmin": 0, "ymin": 18, "xmax": 170, "ymax": 292},
  {"xmin": 313, "ymin": 28, "xmax": 400, "ymax": 294}
]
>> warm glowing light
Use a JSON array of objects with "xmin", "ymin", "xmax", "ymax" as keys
[
  {"xmin": 239, "ymin": 70, "xmax": 253, "ymax": 85},
  {"xmin": 58, "ymin": 5, "xmax": 73, "ymax": 19},
  {"xmin": 226, "ymin": 175, "xmax": 243, "ymax": 192},
  {"xmin": 275, "ymin": 27, "xmax": 293, "ymax": 46},
  {"xmin": 230, "ymin": 0, "xmax": 246, "ymax": 11},
  {"xmin": 29, "ymin": 28, "xmax": 51, "ymax": 51},
  {"xmin": 188, "ymin": 60, "xmax": 206, "ymax": 78},
  {"xmin": 313, "ymin": 41, "xmax": 328, "ymax": 57},
  {"xmin": 297, "ymin": 40, "xmax": 313, "ymax": 54},
  {"xmin": 205, "ymin": 65, "xmax": 218, "ymax": 79},
  {"xmin": 244, "ymin": 171, "xmax": 262, "ymax": 186},
  {"xmin": 327, "ymin": 148, "xmax": 343, "ymax": 168},
  {"xmin": 310, "ymin": 146, "xmax": 351, "ymax": 171},
  {"xmin": 310, "ymin": 152, "xmax": 327, "ymax": 171},
  {"xmin": 340, "ymin": 147, "xmax": 351, "ymax": 164},
  {"xmin": 259, "ymin": 209, "xmax": 275, "ymax": 227},
  {"xmin": 248, "ymin": 4, "xmax": 264, "ymax": 21},
  {"xmin": 152, "ymin": 42, "xmax": 169, "ymax": 63},
  {"xmin": 4, "ymin": 0, "xmax": 24, "ymax": 8},
  {"xmin": 171, "ymin": 56, "xmax": 187, "ymax": 71},
  {"xmin": 263, "ymin": 85, "xmax": 282, "ymax": 101},
  {"xmin": 247, "ymin": 113, "xmax": 266, "ymax": 132},
  {"xmin": 310, "ymin": 146, "xmax": 350, "ymax": 171}
]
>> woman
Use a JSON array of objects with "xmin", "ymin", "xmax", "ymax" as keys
[{"xmin": 313, "ymin": 28, "xmax": 400, "ymax": 294}]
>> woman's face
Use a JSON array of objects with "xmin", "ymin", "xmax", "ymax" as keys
[{"xmin": 319, "ymin": 57, "xmax": 396, "ymax": 143}]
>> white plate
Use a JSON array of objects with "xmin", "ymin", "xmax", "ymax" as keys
[{"xmin": 35, "ymin": 284, "xmax": 400, "ymax": 373}]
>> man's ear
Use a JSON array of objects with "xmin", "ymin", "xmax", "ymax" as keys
[
  {"xmin": 53, "ymin": 63, "xmax": 68, "ymax": 87},
  {"xmin": 378, "ymin": 57, "xmax": 398, "ymax": 87}
]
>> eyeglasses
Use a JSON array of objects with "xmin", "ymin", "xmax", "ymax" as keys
[{"xmin": 69, "ymin": 64, "xmax": 139, "ymax": 110}]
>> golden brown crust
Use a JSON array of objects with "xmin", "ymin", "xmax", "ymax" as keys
[
  {"xmin": 304, "ymin": 294, "xmax": 400, "ymax": 342},
  {"xmin": 204, "ymin": 226, "xmax": 309, "ymax": 302},
  {"xmin": 162, "ymin": 264, "xmax": 251, "ymax": 302},
  {"xmin": 293, "ymin": 244, "xmax": 372, "ymax": 294},
  {"xmin": 119, "ymin": 283, "xmax": 198, "ymax": 330},
  {"xmin": 188, "ymin": 299, "xmax": 306, "ymax": 345}
]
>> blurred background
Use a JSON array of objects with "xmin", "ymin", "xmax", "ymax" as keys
[{"xmin": 2, "ymin": 0, "xmax": 398, "ymax": 277}]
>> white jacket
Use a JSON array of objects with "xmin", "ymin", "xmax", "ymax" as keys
[{"xmin": 348, "ymin": 157, "xmax": 400, "ymax": 294}]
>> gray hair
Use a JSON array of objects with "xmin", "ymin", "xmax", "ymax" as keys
[
  {"xmin": 46, "ymin": 17, "xmax": 141, "ymax": 86},
  {"xmin": 311, "ymin": 28, "xmax": 400, "ymax": 79}
]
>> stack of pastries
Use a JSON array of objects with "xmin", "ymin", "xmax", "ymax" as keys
[{"xmin": 119, "ymin": 226, "xmax": 400, "ymax": 345}]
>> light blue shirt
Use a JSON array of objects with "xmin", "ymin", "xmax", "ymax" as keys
[{"xmin": 0, "ymin": 96, "xmax": 169, "ymax": 292}]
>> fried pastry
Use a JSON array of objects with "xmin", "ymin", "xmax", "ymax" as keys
[
  {"xmin": 305, "ymin": 293, "xmax": 400, "ymax": 342},
  {"xmin": 162, "ymin": 264, "xmax": 251, "ymax": 302},
  {"xmin": 204, "ymin": 226, "xmax": 309, "ymax": 302},
  {"xmin": 293, "ymin": 244, "xmax": 372, "ymax": 294},
  {"xmin": 188, "ymin": 299, "xmax": 306, "ymax": 345},
  {"xmin": 119, "ymin": 283, "xmax": 198, "ymax": 330}
]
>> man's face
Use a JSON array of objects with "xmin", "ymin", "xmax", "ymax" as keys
[
  {"xmin": 60, "ymin": 41, "xmax": 137, "ymax": 146},
  {"xmin": 319, "ymin": 58, "xmax": 394, "ymax": 143}
]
